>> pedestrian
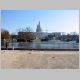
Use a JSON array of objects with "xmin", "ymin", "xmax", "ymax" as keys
[
  {"xmin": 12, "ymin": 45, "xmax": 14, "ymax": 50},
  {"xmin": 5, "ymin": 41, "xmax": 8, "ymax": 49}
]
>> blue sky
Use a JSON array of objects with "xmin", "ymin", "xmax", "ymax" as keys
[{"xmin": 1, "ymin": 10, "xmax": 79, "ymax": 34}]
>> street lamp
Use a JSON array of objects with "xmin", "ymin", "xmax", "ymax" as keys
[
  {"xmin": 4, "ymin": 38, "xmax": 6, "ymax": 48},
  {"xmin": 11, "ymin": 33, "xmax": 14, "ymax": 50}
]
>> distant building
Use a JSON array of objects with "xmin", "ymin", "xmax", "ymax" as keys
[
  {"xmin": 36, "ymin": 21, "xmax": 42, "ymax": 33},
  {"xmin": 35, "ymin": 21, "xmax": 49, "ymax": 39},
  {"xmin": 70, "ymin": 32, "xmax": 78, "ymax": 35},
  {"xmin": 51, "ymin": 32, "xmax": 61, "ymax": 38},
  {"xmin": 35, "ymin": 22, "xmax": 62, "ymax": 40}
]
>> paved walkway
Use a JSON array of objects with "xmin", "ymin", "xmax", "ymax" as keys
[{"xmin": 1, "ymin": 50, "xmax": 79, "ymax": 69}]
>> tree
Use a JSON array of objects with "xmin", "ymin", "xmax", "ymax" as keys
[
  {"xmin": 17, "ymin": 27, "xmax": 35, "ymax": 42},
  {"xmin": 25, "ymin": 27, "xmax": 33, "ymax": 32},
  {"xmin": 47, "ymin": 34, "xmax": 54, "ymax": 40},
  {"xmin": 10, "ymin": 33, "xmax": 18, "ymax": 42},
  {"xmin": 1, "ymin": 29, "xmax": 10, "ymax": 41},
  {"xmin": 18, "ymin": 27, "xmax": 33, "ymax": 32}
]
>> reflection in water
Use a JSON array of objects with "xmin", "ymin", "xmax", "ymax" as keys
[{"xmin": 8, "ymin": 42, "xmax": 79, "ymax": 49}]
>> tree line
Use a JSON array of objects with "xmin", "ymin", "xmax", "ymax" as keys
[{"xmin": 1, "ymin": 27, "xmax": 79, "ymax": 43}]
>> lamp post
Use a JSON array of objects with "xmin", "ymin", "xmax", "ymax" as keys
[
  {"xmin": 4, "ymin": 38, "xmax": 6, "ymax": 48},
  {"xmin": 11, "ymin": 33, "xmax": 14, "ymax": 50}
]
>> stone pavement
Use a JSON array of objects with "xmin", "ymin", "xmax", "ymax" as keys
[{"xmin": 1, "ymin": 50, "xmax": 79, "ymax": 69}]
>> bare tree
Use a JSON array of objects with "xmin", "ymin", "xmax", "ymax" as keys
[
  {"xmin": 18, "ymin": 27, "xmax": 35, "ymax": 42},
  {"xmin": 25, "ymin": 27, "xmax": 33, "ymax": 32},
  {"xmin": 1, "ymin": 29, "xmax": 10, "ymax": 41}
]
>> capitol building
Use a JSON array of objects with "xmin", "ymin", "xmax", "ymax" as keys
[
  {"xmin": 35, "ymin": 21, "xmax": 49, "ymax": 39},
  {"xmin": 35, "ymin": 21, "xmax": 61, "ymax": 40},
  {"xmin": 17, "ymin": 21, "xmax": 62, "ymax": 41}
]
